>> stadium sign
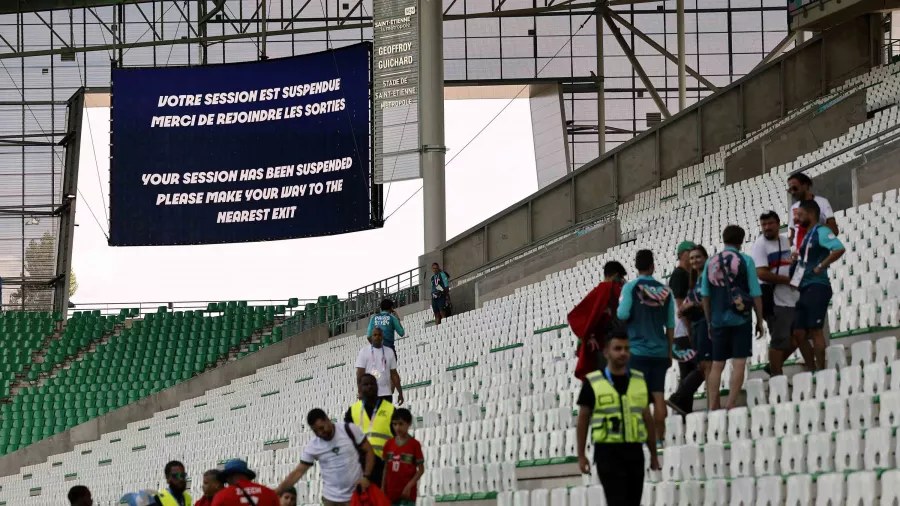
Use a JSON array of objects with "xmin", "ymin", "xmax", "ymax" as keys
[
  {"xmin": 373, "ymin": 0, "xmax": 420, "ymax": 183},
  {"xmin": 109, "ymin": 43, "xmax": 376, "ymax": 246}
]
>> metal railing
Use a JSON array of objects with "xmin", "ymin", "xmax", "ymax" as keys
[
  {"xmin": 338, "ymin": 267, "xmax": 423, "ymax": 322},
  {"xmin": 60, "ymin": 299, "xmax": 317, "ymax": 318},
  {"xmin": 453, "ymin": 202, "xmax": 618, "ymax": 288},
  {"xmin": 791, "ymin": 115, "xmax": 900, "ymax": 176}
]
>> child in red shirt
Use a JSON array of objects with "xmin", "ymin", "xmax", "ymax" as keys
[{"xmin": 381, "ymin": 409, "xmax": 425, "ymax": 505}]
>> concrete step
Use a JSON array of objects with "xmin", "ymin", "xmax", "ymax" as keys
[{"xmin": 8, "ymin": 323, "xmax": 124, "ymax": 396}]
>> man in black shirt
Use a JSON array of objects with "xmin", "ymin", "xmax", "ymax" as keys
[
  {"xmin": 577, "ymin": 335, "xmax": 659, "ymax": 506},
  {"xmin": 667, "ymin": 240, "xmax": 705, "ymax": 415}
]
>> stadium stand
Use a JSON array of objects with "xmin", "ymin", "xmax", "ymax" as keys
[{"xmin": 8, "ymin": 35, "xmax": 900, "ymax": 506}]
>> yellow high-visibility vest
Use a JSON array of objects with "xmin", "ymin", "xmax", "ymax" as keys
[
  {"xmin": 157, "ymin": 489, "xmax": 192, "ymax": 506},
  {"xmin": 350, "ymin": 399, "xmax": 394, "ymax": 458},
  {"xmin": 586, "ymin": 369, "xmax": 648, "ymax": 444}
]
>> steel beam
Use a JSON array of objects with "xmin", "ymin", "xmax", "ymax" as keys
[
  {"xmin": 0, "ymin": 22, "xmax": 372, "ymax": 59},
  {"xmin": 596, "ymin": 7, "xmax": 605, "ymax": 154},
  {"xmin": 603, "ymin": 12, "xmax": 671, "ymax": 119},
  {"xmin": 606, "ymin": 10, "xmax": 718, "ymax": 91},
  {"xmin": 677, "ymin": 0, "xmax": 686, "ymax": 111},
  {"xmin": 339, "ymin": 0, "xmax": 365, "ymax": 25},
  {"xmin": 752, "ymin": 32, "xmax": 798, "ymax": 71},
  {"xmin": 33, "ymin": 12, "xmax": 71, "ymax": 49}
]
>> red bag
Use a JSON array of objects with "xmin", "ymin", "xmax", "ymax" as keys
[
  {"xmin": 568, "ymin": 282, "xmax": 622, "ymax": 380},
  {"xmin": 350, "ymin": 485, "xmax": 391, "ymax": 506}
]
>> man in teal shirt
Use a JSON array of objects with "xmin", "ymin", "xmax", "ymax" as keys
[
  {"xmin": 617, "ymin": 249, "xmax": 675, "ymax": 440},
  {"xmin": 700, "ymin": 225, "xmax": 764, "ymax": 410},
  {"xmin": 367, "ymin": 299, "xmax": 405, "ymax": 358},
  {"xmin": 792, "ymin": 200, "xmax": 845, "ymax": 371}
]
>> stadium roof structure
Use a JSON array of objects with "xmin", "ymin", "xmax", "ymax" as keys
[{"xmin": 0, "ymin": 0, "xmax": 791, "ymax": 311}]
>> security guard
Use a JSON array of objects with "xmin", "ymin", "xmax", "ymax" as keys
[
  {"xmin": 155, "ymin": 461, "xmax": 192, "ymax": 506},
  {"xmin": 345, "ymin": 373, "xmax": 395, "ymax": 486},
  {"xmin": 576, "ymin": 334, "xmax": 660, "ymax": 506}
]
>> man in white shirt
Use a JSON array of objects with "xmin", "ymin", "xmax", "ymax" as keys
[
  {"xmin": 751, "ymin": 211, "xmax": 808, "ymax": 376},
  {"xmin": 276, "ymin": 409, "xmax": 375, "ymax": 506},
  {"xmin": 788, "ymin": 173, "xmax": 839, "ymax": 250},
  {"xmin": 356, "ymin": 327, "xmax": 404, "ymax": 405}
]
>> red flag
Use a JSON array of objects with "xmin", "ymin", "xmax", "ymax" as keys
[{"xmin": 568, "ymin": 281, "xmax": 622, "ymax": 380}]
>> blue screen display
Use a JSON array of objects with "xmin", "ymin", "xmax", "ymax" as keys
[{"xmin": 109, "ymin": 43, "xmax": 373, "ymax": 246}]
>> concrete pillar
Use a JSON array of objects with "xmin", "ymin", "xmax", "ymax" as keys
[
  {"xmin": 596, "ymin": 10, "xmax": 606, "ymax": 153},
  {"xmin": 529, "ymin": 83, "xmax": 571, "ymax": 189},
  {"xmin": 421, "ymin": 0, "xmax": 446, "ymax": 251}
]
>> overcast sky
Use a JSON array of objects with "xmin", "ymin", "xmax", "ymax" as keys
[{"xmin": 70, "ymin": 99, "xmax": 538, "ymax": 306}]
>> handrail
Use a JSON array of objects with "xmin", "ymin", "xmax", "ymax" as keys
[
  {"xmin": 452, "ymin": 202, "xmax": 618, "ymax": 288},
  {"xmin": 58, "ymin": 299, "xmax": 316, "ymax": 318},
  {"xmin": 724, "ymin": 81, "xmax": 867, "ymax": 158},
  {"xmin": 791, "ymin": 114, "xmax": 900, "ymax": 176},
  {"xmin": 854, "ymin": 129, "xmax": 900, "ymax": 157}
]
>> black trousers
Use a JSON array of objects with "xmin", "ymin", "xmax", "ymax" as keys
[
  {"xmin": 595, "ymin": 445, "xmax": 645, "ymax": 506},
  {"xmin": 669, "ymin": 337, "xmax": 705, "ymax": 414}
]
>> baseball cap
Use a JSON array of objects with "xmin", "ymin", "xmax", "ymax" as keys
[
  {"xmin": 120, "ymin": 491, "xmax": 158, "ymax": 506},
  {"xmin": 676, "ymin": 241, "xmax": 696, "ymax": 257},
  {"xmin": 220, "ymin": 459, "xmax": 257, "ymax": 481}
]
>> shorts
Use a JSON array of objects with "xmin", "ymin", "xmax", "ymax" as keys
[
  {"xmin": 431, "ymin": 294, "xmax": 447, "ymax": 314},
  {"xmin": 795, "ymin": 283, "xmax": 832, "ymax": 330},
  {"xmin": 691, "ymin": 319, "xmax": 712, "ymax": 362},
  {"xmin": 628, "ymin": 355, "xmax": 670, "ymax": 393},
  {"xmin": 766, "ymin": 306, "xmax": 795, "ymax": 350},
  {"xmin": 711, "ymin": 322, "xmax": 752, "ymax": 362}
]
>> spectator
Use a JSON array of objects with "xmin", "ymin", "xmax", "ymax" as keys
[
  {"xmin": 155, "ymin": 461, "xmax": 191, "ymax": 506},
  {"xmin": 792, "ymin": 200, "xmax": 845, "ymax": 371},
  {"xmin": 212, "ymin": 459, "xmax": 279, "ymax": 506},
  {"xmin": 617, "ymin": 249, "xmax": 675, "ymax": 440},
  {"xmin": 368, "ymin": 299, "xmax": 405, "ymax": 358},
  {"xmin": 700, "ymin": 225, "xmax": 765, "ymax": 410},
  {"xmin": 568, "ymin": 260, "xmax": 628, "ymax": 380},
  {"xmin": 278, "ymin": 487, "xmax": 297, "ymax": 506},
  {"xmin": 356, "ymin": 327, "xmax": 403, "ymax": 405},
  {"xmin": 381, "ymin": 408, "xmax": 425, "ymax": 505},
  {"xmin": 788, "ymin": 173, "xmax": 838, "ymax": 250},
  {"xmin": 751, "ymin": 211, "xmax": 804, "ymax": 376},
  {"xmin": 669, "ymin": 245, "xmax": 712, "ymax": 413},
  {"xmin": 430, "ymin": 263, "xmax": 450, "ymax": 325},
  {"xmin": 277, "ymin": 409, "xmax": 376, "ymax": 506},
  {"xmin": 576, "ymin": 334, "xmax": 660, "ymax": 506},
  {"xmin": 195, "ymin": 470, "xmax": 224, "ymax": 506},
  {"xmin": 345, "ymin": 374, "xmax": 395, "ymax": 488},
  {"xmin": 666, "ymin": 241, "xmax": 706, "ymax": 416},
  {"xmin": 68, "ymin": 485, "xmax": 93, "ymax": 506}
]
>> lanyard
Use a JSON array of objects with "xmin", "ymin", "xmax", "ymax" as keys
[
  {"xmin": 604, "ymin": 366, "xmax": 629, "ymax": 383},
  {"xmin": 359, "ymin": 399, "xmax": 382, "ymax": 435},
  {"xmin": 800, "ymin": 224, "xmax": 819, "ymax": 265},
  {"xmin": 370, "ymin": 346, "xmax": 386, "ymax": 372}
]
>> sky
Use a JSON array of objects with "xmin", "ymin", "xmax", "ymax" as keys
[{"xmin": 70, "ymin": 99, "xmax": 538, "ymax": 306}]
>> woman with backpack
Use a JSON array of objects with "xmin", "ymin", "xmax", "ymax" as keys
[{"xmin": 673, "ymin": 246, "xmax": 713, "ymax": 407}]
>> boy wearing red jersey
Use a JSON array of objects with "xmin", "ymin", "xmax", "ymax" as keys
[{"xmin": 381, "ymin": 409, "xmax": 424, "ymax": 505}]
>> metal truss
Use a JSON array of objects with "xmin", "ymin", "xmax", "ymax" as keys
[{"xmin": 0, "ymin": 0, "xmax": 789, "ymax": 309}]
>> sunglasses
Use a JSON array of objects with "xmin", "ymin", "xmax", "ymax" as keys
[
  {"xmin": 170, "ymin": 472, "xmax": 188, "ymax": 480},
  {"xmin": 789, "ymin": 186, "xmax": 801, "ymax": 192}
]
